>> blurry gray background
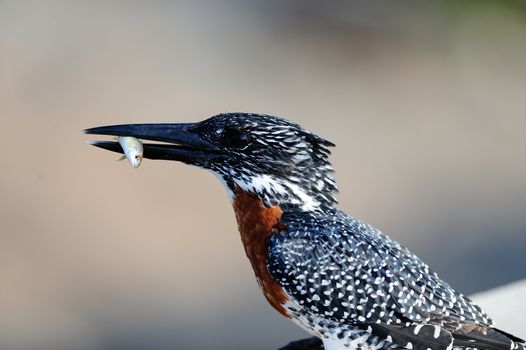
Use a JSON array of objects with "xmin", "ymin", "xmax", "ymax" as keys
[{"xmin": 1, "ymin": 1, "xmax": 525, "ymax": 349}]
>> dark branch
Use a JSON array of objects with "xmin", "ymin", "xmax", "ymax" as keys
[{"xmin": 278, "ymin": 336, "xmax": 324, "ymax": 350}]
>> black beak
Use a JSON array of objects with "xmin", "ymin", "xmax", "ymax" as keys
[{"xmin": 84, "ymin": 123, "xmax": 225, "ymax": 164}]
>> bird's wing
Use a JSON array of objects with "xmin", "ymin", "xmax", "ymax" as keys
[{"xmin": 268, "ymin": 211, "xmax": 524, "ymax": 350}]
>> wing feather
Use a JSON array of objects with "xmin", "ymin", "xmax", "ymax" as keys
[{"xmin": 268, "ymin": 210, "xmax": 523, "ymax": 350}]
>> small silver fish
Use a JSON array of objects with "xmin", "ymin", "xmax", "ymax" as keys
[{"xmin": 118, "ymin": 136, "xmax": 143, "ymax": 168}]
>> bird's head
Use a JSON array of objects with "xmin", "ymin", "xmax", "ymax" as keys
[{"xmin": 85, "ymin": 113, "xmax": 338, "ymax": 211}]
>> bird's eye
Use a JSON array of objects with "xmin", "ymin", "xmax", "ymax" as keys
[{"xmin": 224, "ymin": 128, "xmax": 251, "ymax": 149}]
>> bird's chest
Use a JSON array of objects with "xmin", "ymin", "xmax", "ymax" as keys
[{"xmin": 231, "ymin": 187, "xmax": 289, "ymax": 316}]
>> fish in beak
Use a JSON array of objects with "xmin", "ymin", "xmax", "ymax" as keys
[{"xmin": 84, "ymin": 123, "xmax": 226, "ymax": 165}]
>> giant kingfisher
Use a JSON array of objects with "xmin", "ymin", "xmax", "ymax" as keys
[{"xmin": 85, "ymin": 113, "xmax": 525, "ymax": 350}]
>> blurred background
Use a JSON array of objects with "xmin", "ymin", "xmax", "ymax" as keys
[{"xmin": 1, "ymin": 1, "xmax": 525, "ymax": 349}]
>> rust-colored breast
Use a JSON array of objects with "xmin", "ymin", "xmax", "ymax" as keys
[{"xmin": 232, "ymin": 186, "xmax": 289, "ymax": 316}]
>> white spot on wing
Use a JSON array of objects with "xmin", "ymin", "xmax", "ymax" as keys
[{"xmin": 433, "ymin": 325, "xmax": 441, "ymax": 339}]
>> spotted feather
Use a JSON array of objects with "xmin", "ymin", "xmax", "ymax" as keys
[{"xmin": 268, "ymin": 209, "xmax": 524, "ymax": 350}]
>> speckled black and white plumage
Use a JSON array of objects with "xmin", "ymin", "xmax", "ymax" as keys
[
  {"xmin": 272, "ymin": 209, "xmax": 493, "ymax": 325},
  {"xmin": 268, "ymin": 209, "xmax": 524, "ymax": 350},
  {"xmin": 86, "ymin": 113, "xmax": 525, "ymax": 350}
]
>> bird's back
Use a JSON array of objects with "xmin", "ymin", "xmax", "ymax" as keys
[{"xmin": 268, "ymin": 208, "xmax": 524, "ymax": 350}]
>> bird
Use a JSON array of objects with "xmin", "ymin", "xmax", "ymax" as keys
[{"xmin": 85, "ymin": 113, "xmax": 525, "ymax": 350}]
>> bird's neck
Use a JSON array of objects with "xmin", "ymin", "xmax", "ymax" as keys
[
  {"xmin": 212, "ymin": 170, "xmax": 337, "ymax": 212},
  {"xmin": 231, "ymin": 186, "xmax": 289, "ymax": 316}
]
